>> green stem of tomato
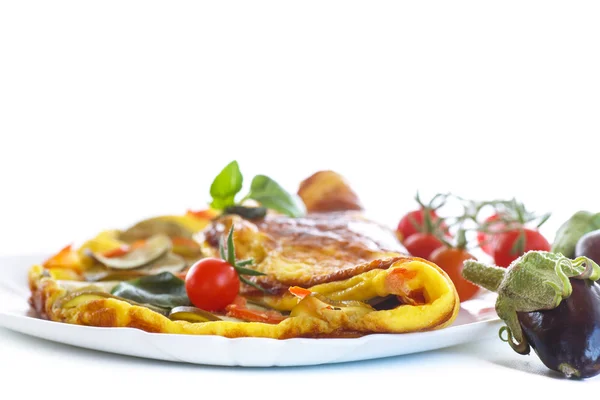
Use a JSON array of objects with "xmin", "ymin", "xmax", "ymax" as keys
[{"xmin": 455, "ymin": 229, "xmax": 468, "ymax": 250}]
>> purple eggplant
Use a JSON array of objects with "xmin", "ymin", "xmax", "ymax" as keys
[
  {"xmin": 463, "ymin": 251, "xmax": 600, "ymax": 379},
  {"xmin": 518, "ymin": 278, "xmax": 600, "ymax": 378},
  {"xmin": 575, "ymin": 229, "xmax": 600, "ymax": 265}
]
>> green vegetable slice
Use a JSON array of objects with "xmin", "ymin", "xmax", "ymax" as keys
[
  {"xmin": 120, "ymin": 218, "xmax": 194, "ymax": 242},
  {"xmin": 92, "ymin": 234, "xmax": 172, "ymax": 270},
  {"xmin": 58, "ymin": 290, "xmax": 170, "ymax": 316},
  {"xmin": 110, "ymin": 272, "xmax": 191, "ymax": 309},
  {"xmin": 168, "ymin": 306, "xmax": 222, "ymax": 323},
  {"xmin": 85, "ymin": 252, "xmax": 187, "ymax": 282}
]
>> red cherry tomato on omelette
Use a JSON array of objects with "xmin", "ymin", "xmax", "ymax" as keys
[
  {"xmin": 397, "ymin": 209, "xmax": 448, "ymax": 243},
  {"xmin": 429, "ymin": 247, "xmax": 480, "ymax": 302},
  {"xmin": 493, "ymin": 228, "xmax": 551, "ymax": 268},
  {"xmin": 185, "ymin": 258, "xmax": 240, "ymax": 311},
  {"xmin": 403, "ymin": 233, "xmax": 445, "ymax": 260}
]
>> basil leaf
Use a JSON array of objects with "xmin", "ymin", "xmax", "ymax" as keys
[
  {"xmin": 210, "ymin": 160, "xmax": 243, "ymax": 209},
  {"xmin": 247, "ymin": 175, "xmax": 306, "ymax": 218},
  {"xmin": 110, "ymin": 272, "xmax": 190, "ymax": 309}
]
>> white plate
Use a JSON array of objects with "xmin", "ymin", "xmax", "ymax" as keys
[{"xmin": 0, "ymin": 254, "xmax": 502, "ymax": 367}]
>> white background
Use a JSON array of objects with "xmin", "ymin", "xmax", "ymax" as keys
[{"xmin": 1, "ymin": 1, "xmax": 600, "ymax": 397}]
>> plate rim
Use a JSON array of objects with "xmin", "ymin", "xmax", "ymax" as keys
[
  {"xmin": 0, "ymin": 252, "xmax": 502, "ymax": 366},
  {"xmin": 0, "ymin": 306, "xmax": 502, "ymax": 344}
]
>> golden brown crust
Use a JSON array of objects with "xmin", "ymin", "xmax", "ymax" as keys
[
  {"xmin": 81, "ymin": 300, "xmax": 118, "ymax": 328},
  {"xmin": 199, "ymin": 212, "xmax": 407, "ymax": 292},
  {"xmin": 241, "ymin": 256, "xmax": 406, "ymax": 295}
]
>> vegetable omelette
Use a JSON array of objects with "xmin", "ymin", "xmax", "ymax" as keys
[{"xmin": 27, "ymin": 166, "xmax": 460, "ymax": 339}]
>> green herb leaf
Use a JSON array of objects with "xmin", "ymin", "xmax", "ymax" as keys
[
  {"xmin": 247, "ymin": 175, "xmax": 306, "ymax": 218},
  {"xmin": 210, "ymin": 161, "xmax": 243, "ymax": 210},
  {"xmin": 219, "ymin": 237, "xmax": 227, "ymax": 261},
  {"xmin": 234, "ymin": 266, "xmax": 265, "ymax": 276},
  {"xmin": 218, "ymin": 226, "xmax": 267, "ymax": 291},
  {"xmin": 239, "ymin": 275, "xmax": 269, "ymax": 292},
  {"xmin": 110, "ymin": 272, "xmax": 190, "ymax": 309},
  {"xmin": 226, "ymin": 226, "xmax": 236, "ymax": 266},
  {"xmin": 235, "ymin": 258, "xmax": 255, "ymax": 267}
]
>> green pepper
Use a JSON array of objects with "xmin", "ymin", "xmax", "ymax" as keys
[{"xmin": 551, "ymin": 211, "xmax": 600, "ymax": 258}]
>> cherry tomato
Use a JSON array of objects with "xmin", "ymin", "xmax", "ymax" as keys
[
  {"xmin": 396, "ymin": 209, "xmax": 448, "ymax": 243},
  {"xmin": 403, "ymin": 233, "xmax": 445, "ymax": 260},
  {"xmin": 476, "ymin": 214, "xmax": 506, "ymax": 255},
  {"xmin": 429, "ymin": 247, "xmax": 480, "ymax": 302},
  {"xmin": 476, "ymin": 213, "xmax": 524, "ymax": 255},
  {"xmin": 493, "ymin": 228, "xmax": 551, "ymax": 268},
  {"xmin": 184, "ymin": 258, "xmax": 240, "ymax": 311}
]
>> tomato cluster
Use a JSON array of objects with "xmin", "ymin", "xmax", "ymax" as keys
[
  {"xmin": 396, "ymin": 195, "xmax": 551, "ymax": 301},
  {"xmin": 397, "ymin": 206, "xmax": 450, "ymax": 261}
]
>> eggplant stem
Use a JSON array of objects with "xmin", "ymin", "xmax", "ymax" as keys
[
  {"xmin": 543, "ymin": 280, "xmax": 563, "ymax": 309},
  {"xmin": 496, "ymin": 297, "xmax": 531, "ymax": 356},
  {"xmin": 462, "ymin": 261, "xmax": 505, "ymax": 292},
  {"xmin": 499, "ymin": 326, "xmax": 530, "ymax": 355},
  {"xmin": 554, "ymin": 258, "xmax": 573, "ymax": 298},
  {"xmin": 572, "ymin": 256, "xmax": 600, "ymax": 280}
]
